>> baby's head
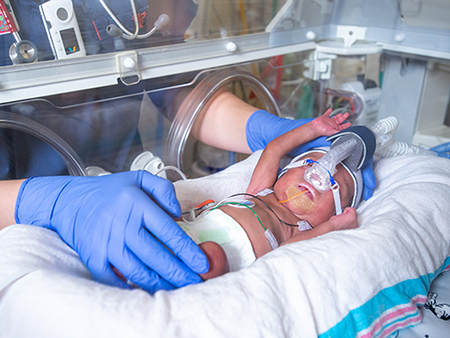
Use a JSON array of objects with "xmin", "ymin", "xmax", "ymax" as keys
[{"xmin": 274, "ymin": 149, "xmax": 363, "ymax": 227}]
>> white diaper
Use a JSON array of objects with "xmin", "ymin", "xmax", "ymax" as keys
[{"xmin": 177, "ymin": 209, "xmax": 256, "ymax": 272}]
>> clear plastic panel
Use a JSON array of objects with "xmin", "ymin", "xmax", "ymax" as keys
[
  {"xmin": 0, "ymin": 69, "xmax": 199, "ymax": 179},
  {"xmin": 0, "ymin": 48, "xmax": 383, "ymax": 180},
  {"xmin": 0, "ymin": 0, "xmax": 286, "ymax": 67},
  {"xmin": 332, "ymin": 0, "xmax": 450, "ymax": 56},
  {"xmin": 0, "ymin": 52, "xmax": 327, "ymax": 179},
  {"xmin": 164, "ymin": 54, "xmax": 328, "ymax": 178},
  {"xmin": 268, "ymin": 0, "xmax": 450, "ymax": 56},
  {"xmin": 2, "ymin": 1, "xmax": 450, "ymax": 70},
  {"xmin": 399, "ymin": 0, "xmax": 450, "ymax": 30},
  {"xmin": 267, "ymin": 0, "xmax": 333, "ymax": 47},
  {"xmin": 326, "ymin": 53, "xmax": 382, "ymax": 126}
]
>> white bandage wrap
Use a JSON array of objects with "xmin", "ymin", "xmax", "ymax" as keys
[
  {"xmin": 331, "ymin": 183, "xmax": 342, "ymax": 215},
  {"xmin": 265, "ymin": 229, "xmax": 279, "ymax": 250}
]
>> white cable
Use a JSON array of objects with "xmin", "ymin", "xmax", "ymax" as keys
[
  {"xmin": 99, "ymin": 0, "xmax": 170, "ymax": 40},
  {"xmin": 155, "ymin": 165, "xmax": 192, "ymax": 221},
  {"xmin": 137, "ymin": 26, "xmax": 157, "ymax": 39},
  {"xmin": 99, "ymin": 0, "xmax": 139, "ymax": 39},
  {"xmin": 134, "ymin": 14, "xmax": 170, "ymax": 39},
  {"xmin": 154, "ymin": 165, "xmax": 187, "ymax": 181},
  {"xmin": 124, "ymin": 0, "xmax": 139, "ymax": 40}
]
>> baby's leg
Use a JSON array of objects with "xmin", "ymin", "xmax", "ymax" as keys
[{"xmin": 198, "ymin": 241, "xmax": 230, "ymax": 281}]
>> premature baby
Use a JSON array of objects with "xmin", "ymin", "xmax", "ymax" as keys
[{"xmin": 180, "ymin": 110, "xmax": 364, "ymax": 280}]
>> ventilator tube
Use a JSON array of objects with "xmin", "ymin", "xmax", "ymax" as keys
[
  {"xmin": 371, "ymin": 117, "xmax": 437, "ymax": 158},
  {"xmin": 304, "ymin": 138, "xmax": 358, "ymax": 192}
]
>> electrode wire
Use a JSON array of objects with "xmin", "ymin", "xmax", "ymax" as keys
[{"xmin": 227, "ymin": 193, "xmax": 300, "ymax": 228}]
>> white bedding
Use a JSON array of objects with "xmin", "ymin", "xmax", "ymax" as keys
[{"xmin": 1, "ymin": 151, "xmax": 450, "ymax": 338}]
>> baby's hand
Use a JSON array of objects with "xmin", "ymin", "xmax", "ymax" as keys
[
  {"xmin": 328, "ymin": 207, "xmax": 358, "ymax": 231},
  {"xmin": 310, "ymin": 109, "xmax": 351, "ymax": 137}
]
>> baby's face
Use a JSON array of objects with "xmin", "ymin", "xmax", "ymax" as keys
[{"xmin": 273, "ymin": 152, "xmax": 354, "ymax": 227}]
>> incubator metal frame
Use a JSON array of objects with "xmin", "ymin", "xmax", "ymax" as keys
[{"xmin": 2, "ymin": 0, "xmax": 449, "ymax": 104}]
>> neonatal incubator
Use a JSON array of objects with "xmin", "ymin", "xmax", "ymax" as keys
[
  {"xmin": 0, "ymin": 0, "xmax": 450, "ymax": 182},
  {"xmin": 2, "ymin": 2, "xmax": 450, "ymax": 337}
]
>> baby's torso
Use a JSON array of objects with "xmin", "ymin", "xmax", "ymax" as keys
[
  {"xmin": 178, "ymin": 192, "xmax": 300, "ymax": 269},
  {"xmin": 218, "ymin": 191, "xmax": 299, "ymax": 257},
  {"xmin": 177, "ymin": 209, "xmax": 257, "ymax": 272}
]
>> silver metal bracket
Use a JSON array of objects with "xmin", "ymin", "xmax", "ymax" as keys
[{"xmin": 116, "ymin": 51, "xmax": 141, "ymax": 86}]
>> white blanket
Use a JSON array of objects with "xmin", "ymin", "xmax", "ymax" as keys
[{"xmin": 1, "ymin": 152, "xmax": 450, "ymax": 338}]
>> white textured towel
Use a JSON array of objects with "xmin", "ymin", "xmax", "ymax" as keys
[{"xmin": 1, "ymin": 151, "xmax": 450, "ymax": 338}]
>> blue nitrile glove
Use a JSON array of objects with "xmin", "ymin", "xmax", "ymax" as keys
[
  {"xmin": 246, "ymin": 110, "xmax": 327, "ymax": 156},
  {"xmin": 246, "ymin": 110, "xmax": 376, "ymax": 199},
  {"xmin": 361, "ymin": 158, "xmax": 376, "ymax": 200},
  {"xmin": 15, "ymin": 171, "xmax": 209, "ymax": 293}
]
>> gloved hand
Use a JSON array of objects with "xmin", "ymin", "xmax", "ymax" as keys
[
  {"xmin": 361, "ymin": 158, "xmax": 376, "ymax": 200},
  {"xmin": 15, "ymin": 171, "xmax": 209, "ymax": 293},
  {"xmin": 246, "ymin": 110, "xmax": 376, "ymax": 199},
  {"xmin": 246, "ymin": 110, "xmax": 328, "ymax": 156}
]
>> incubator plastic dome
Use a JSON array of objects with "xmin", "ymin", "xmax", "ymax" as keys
[{"xmin": 166, "ymin": 68, "xmax": 281, "ymax": 171}]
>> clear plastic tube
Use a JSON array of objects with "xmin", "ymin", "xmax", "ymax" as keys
[
  {"xmin": 304, "ymin": 137, "xmax": 358, "ymax": 192},
  {"xmin": 371, "ymin": 116, "xmax": 398, "ymax": 150},
  {"xmin": 375, "ymin": 140, "xmax": 437, "ymax": 158},
  {"xmin": 0, "ymin": 111, "xmax": 86, "ymax": 176},
  {"xmin": 166, "ymin": 68, "xmax": 281, "ymax": 171},
  {"xmin": 372, "ymin": 116, "xmax": 437, "ymax": 158}
]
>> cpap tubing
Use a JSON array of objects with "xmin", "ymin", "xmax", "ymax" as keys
[
  {"xmin": 304, "ymin": 138, "xmax": 358, "ymax": 192},
  {"xmin": 371, "ymin": 116, "xmax": 436, "ymax": 158}
]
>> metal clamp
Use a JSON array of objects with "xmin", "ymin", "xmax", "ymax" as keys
[{"xmin": 116, "ymin": 51, "xmax": 141, "ymax": 86}]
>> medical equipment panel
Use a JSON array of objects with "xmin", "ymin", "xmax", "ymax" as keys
[{"xmin": 39, "ymin": 0, "xmax": 86, "ymax": 59}]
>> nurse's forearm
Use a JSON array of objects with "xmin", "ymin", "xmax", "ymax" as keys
[
  {"xmin": 190, "ymin": 89, "xmax": 256, "ymax": 154},
  {"xmin": 0, "ymin": 180, "xmax": 24, "ymax": 231}
]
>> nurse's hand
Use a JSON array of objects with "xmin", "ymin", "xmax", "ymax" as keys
[
  {"xmin": 361, "ymin": 158, "xmax": 376, "ymax": 200},
  {"xmin": 246, "ymin": 110, "xmax": 327, "ymax": 156},
  {"xmin": 15, "ymin": 171, "xmax": 209, "ymax": 293}
]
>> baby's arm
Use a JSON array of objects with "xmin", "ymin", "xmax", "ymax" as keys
[
  {"xmin": 280, "ymin": 207, "xmax": 358, "ymax": 245},
  {"xmin": 247, "ymin": 110, "xmax": 350, "ymax": 194}
]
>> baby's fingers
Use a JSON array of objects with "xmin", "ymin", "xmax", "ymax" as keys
[
  {"xmin": 332, "ymin": 111, "xmax": 350, "ymax": 124},
  {"xmin": 337, "ymin": 121, "xmax": 351, "ymax": 130},
  {"xmin": 322, "ymin": 108, "xmax": 333, "ymax": 117}
]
